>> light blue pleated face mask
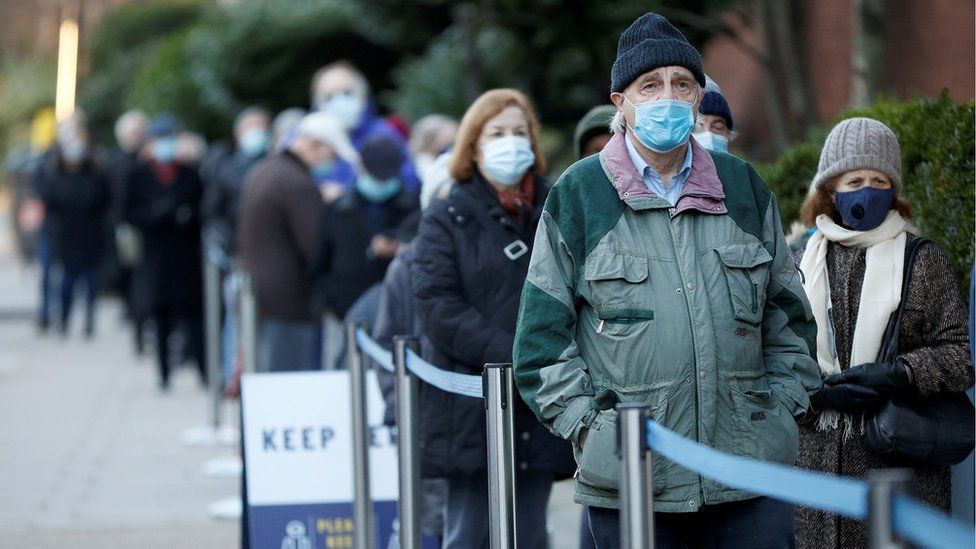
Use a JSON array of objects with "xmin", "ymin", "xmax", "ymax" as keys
[{"xmin": 626, "ymin": 97, "xmax": 696, "ymax": 153}]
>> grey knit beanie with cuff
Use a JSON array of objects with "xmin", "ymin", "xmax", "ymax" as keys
[
  {"xmin": 811, "ymin": 117, "xmax": 902, "ymax": 193},
  {"xmin": 611, "ymin": 12, "xmax": 705, "ymax": 93}
]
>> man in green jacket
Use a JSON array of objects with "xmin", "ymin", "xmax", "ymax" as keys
[{"xmin": 513, "ymin": 12, "xmax": 820, "ymax": 548}]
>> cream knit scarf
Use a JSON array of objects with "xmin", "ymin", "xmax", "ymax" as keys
[{"xmin": 799, "ymin": 211, "xmax": 908, "ymax": 434}]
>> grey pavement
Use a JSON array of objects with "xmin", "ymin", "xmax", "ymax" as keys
[{"xmin": 0, "ymin": 224, "xmax": 240, "ymax": 547}]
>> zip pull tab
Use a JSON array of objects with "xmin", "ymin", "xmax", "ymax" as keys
[
  {"xmin": 597, "ymin": 319, "xmax": 605, "ymax": 334},
  {"xmin": 668, "ymin": 207, "xmax": 677, "ymax": 219},
  {"xmin": 749, "ymin": 272, "xmax": 759, "ymax": 313}
]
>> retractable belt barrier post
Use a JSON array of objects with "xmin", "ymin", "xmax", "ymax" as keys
[
  {"xmin": 239, "ymin": 271, "xmax": 258, "ymax": 374},
  {"xmin": 394, "ymin": 336, "xmax": 422, "ymax": 549},
  {"xmin": 346, "ymin": 323, "xmax": 374, "ymax": 549},
  {"xmin": 483, "ymin": 363, "xmax": 517, "ymax": 549},
  {"xmin": 618, "ymin": 404, "xmax": 654, "ymax": 549},
  {"xmin": 203, "ymin": 244, "xmax": 222, "ymax": 430},
  {"xmin": 869, "ymin": 469, "xmax": 911, "ymax": 549}
]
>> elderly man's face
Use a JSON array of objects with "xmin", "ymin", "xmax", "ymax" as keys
[
  {"xmin": 315, "ymin": 68, "xmax": 363, "ymax": 105},
  {"xmin": 610, "ymin": 66, "xmax": 703, "ymax": 131}
]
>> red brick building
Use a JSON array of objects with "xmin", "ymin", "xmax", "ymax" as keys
[{"xmin": 702, "ymin": 0, "xmax": 975, "ymax": 157}]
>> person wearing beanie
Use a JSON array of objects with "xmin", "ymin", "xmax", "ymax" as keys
[
  {"xmin": 795, "ymin": 117, "xmax": 972, "ymax": 548},
  {"xmin": 513, "ymin": 11, "xmax": 819, "ymax": 547},
  {"xmin": 310, "ymin": 135, "xmax": 419, "ymax": 323},
  {"xmin": 574, "ymin": 105, "xmax": 617, "ymax": 159},
  {"xmin": 692, "ymin": 75, "xmax": 736, "ymax": 153}
]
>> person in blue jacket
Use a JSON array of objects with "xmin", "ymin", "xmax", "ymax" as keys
[{"xmin": 310, "ymin": 61, "xmax": 419, "ymax": 192}]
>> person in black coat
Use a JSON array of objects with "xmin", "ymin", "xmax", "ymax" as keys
[
  {"xmin": 125, "ymin": 114, "xmax": 206, "ymax": 391},
  {"xmin": 35, "ymin": 115, "xmax": 110, "ymax": 336},
  {"xmin": 312, "ymin": 135, "xmax": 419, "ymax": 321},
  {"xmin": 412, "ymin": 89, "xmax": 574, "ymax": 549}
]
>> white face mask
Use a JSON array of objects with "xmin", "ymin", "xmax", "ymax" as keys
[
  {"xmin": 319, "ymin": 93, "xmax": 364, "ymax": 130},
  {"xmin": 692, "ymin": 131, "xmax": 729, "ymax": 153},
  {"xmin": 479, "ymin": 135, "xmax": 535, "ymax": 186}
]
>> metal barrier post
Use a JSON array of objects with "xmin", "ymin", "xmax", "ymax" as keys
[
  {"xmin": 483, "ymin": 363, "xmax": 517, "ymax": 549},
  {"xmin": 394, "ymin": 336, "xmax": 422, "ymax": 549},
  {"xmin": 617, "ymin": 404, "xmax": 654, "ymax": 549},
  {"xmin": 868, "ymin": 469, "xmax": 911, "ymax": 549},
  {"xmin": 347, "ymin": 323, "xmax": 374, "ymax": 549},
  {"xmin": 239, "ymin": 271, "xmax": 258, "ymax": 373},
  {"xmin": 203, "ymin": 247, "xmax": 222, "ymax": 430}
]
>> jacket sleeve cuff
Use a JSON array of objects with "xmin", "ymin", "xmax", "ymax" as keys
[
  {"xmin": 552, "ymin": 395, "xmax": 596, "ymax": 441},
  {"xmin": 771, "ymin": 379, "xmax": 810, "ymax": 419}
]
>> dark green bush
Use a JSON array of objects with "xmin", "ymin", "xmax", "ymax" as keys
[{"xmin": 758, "ymin": 91, "xmax": 975, "ymax": 291}]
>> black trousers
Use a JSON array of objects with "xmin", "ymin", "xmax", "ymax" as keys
[
  {"xmin": 588, "ymin": 497, "xmax": 795, "ymax": 549},
  {"xmin": 154, "ymin": 307, "xmax": 206, "ymax": 385}
]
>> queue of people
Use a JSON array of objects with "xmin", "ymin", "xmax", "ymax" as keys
[{"xmin": 26, "ymin": 9, "xmax": 972, "ymax": 548}]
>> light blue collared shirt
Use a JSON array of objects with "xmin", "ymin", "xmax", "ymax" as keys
[{"xmin": 624, "ymin": 134, "xmax": 694, "ymax": 206}]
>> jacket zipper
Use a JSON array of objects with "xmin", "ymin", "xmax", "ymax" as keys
[{"xmin": 749, "ymin": 271, "xmax": 759, "ymax": 313}]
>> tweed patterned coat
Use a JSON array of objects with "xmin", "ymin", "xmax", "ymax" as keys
[{"xmin": 794, "ymin": 233, "xmax": 973, "ymax": 548}]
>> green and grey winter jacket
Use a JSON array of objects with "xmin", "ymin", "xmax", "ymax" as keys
[{"xmin": 512, "ymin": 133, "xmax": 820, "ymax": 511}]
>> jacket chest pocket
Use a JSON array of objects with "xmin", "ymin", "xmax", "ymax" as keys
[
  {"xmin": 583, "ymin": 253, "xmax": 654, "ymax": 335},
  {"xmin": 714, "ymin": 243, "xmax": 773, "ymax": 325}
]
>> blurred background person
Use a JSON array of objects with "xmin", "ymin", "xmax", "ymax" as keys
[
  {"xmin": 692, "ymin": 75, "xmax": 736, "ymax": 153},
  {"xmin": 412, "ymin": 89, "xmax": 574, "ymax": 548},
  {"xmin": 174, "ymin": 131, "xmax": 208, "ymax": 168},
  {"xmin": 35, "ymin": 111, "xmax": 110, "ymax": 337},
  {"xmin": 270, "ymin": 107, "xmax": 307, "ymax": 153},
  {"xmin": 573, "ymin": 104, "xmax": 616, "ymax": 159},
  {"xmin": 310, "ymin": 61, "xmax": 419, "ymax": 192},
  {"xmin": 125, "ymin": 113, "xmax": 206, "ymax": 391},
  {"xmin": 796, "ymin": 118, "xmax": 974, "ymax": 547},
  {"xmin": 311, "ymin": 134, "xmax": 419, "ymax": 367},
  {"xmin": 237, "ymin": 112, "xmax": 332, "ymax": 373},
  {"xmin": 201, "ymin": 106, "xmax": 271, "ymax": 388},
  {"xmin": 108, "ymin": 110, "xmax": 150, "ymax": 353},
  {"xmin": 409, "ymin": 114, "xmax": 458, "ymax": 185}
]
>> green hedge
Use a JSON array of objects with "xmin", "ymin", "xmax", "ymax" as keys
[{"xmin": 758, "ymin": 91, "xmax": 975, "ymax": 292}]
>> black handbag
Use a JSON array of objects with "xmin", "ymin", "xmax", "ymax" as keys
[{"xmin": 864, "ymin": 237, "xmax": 976, "ymax": 466}]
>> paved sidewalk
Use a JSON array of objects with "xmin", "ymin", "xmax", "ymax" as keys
[{"xmin": 0, "ymin": 237, "xmax": 240, "ymax": 546}]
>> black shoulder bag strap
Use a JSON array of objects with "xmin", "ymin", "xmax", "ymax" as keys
[
  {"xmin": 876, "ymin": 236, "xmax": 930, "ymax": 362},
  {"xmin": 451, "ymin": 187, "xmax": 531, "ymax": 265}
]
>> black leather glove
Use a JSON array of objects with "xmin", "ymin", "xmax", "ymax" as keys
[
  {"xmin": 825, "ymin": 361, "xmax": 912, "ymax": 397},
  {"xmin": 809, "ymin": 383, "xmax": 884, "ymax": 414}
]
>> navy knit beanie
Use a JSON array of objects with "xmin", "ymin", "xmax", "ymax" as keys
[
  {"xmin": 699, "ymin": 90, "xmax": 734, "ymax": 130},
  {"xmin": 611, "ymin": 12, "xmax": 705, "ymax": 93}
]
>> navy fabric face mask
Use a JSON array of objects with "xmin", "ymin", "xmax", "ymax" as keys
[{"xmin": 834, "ymin": 186, "xmax": 895, "ymax": 231}]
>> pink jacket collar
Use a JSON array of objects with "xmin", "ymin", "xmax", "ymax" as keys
[{"xmin": 599, "ymin": 132, "xmax": 727, "ymax": 215}]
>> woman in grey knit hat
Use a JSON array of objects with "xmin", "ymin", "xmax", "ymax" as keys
[{"xmin": 794, "ymin": 117, "xmax": 973, "ymax": 548}]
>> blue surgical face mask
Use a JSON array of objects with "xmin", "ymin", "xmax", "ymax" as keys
[
  {"xmin": 626, "ymin": 97, "xmax": 696, "ymax": 153},
  {"xmin": 692, "ymin": 131, "xmax": 729, "ymax": 153},
  {"xmin": 479, "ymin": 135, "xmax": 535, "ymax": 186},
  {"xmin": 319, "ymin": 93, "xmax": 364, "ymax": 130},
  {"xmin": 239, "ymin": 128, "xmax": 269, "ymax": 158},
  {"xmin": 311, "ymin": 161, "xmax": 334, "ymax": 180},
  {"xmin": 152, "ymin": 137, "xmax": 177, "ymax": 163},
  {"xmin": 356, "ymin": 173, "xmax": 402, "ymax": 203},
  {"xmin": 833, "ymin": 186, "xmax": 895, "ymax": 231}
]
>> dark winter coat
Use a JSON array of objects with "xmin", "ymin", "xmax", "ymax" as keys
[
  {"xmin": 35, "ymin": 154, "xmax": 111, "ymax": 270},
  {"xmin": 311, "ymin": 187, "xmax": 418, "ymax": 319},
  {"xmin": 373, "ymin": 242, "xmax": 421, "ymax": 426},
  {"xmin": 412, "ymin": 172, "xmax": 575, "ymax": 478},
  {"xmin": 237, "ymin": 151, "xmax": 324, "ymax": 324},
  {"xmin": 125, "ymin": 162, "xmax": 204, "ymax": 314},
  {"xmin": 795, "ymin": 234, "xmax": 974, "ymax": 548},
  {"xmin": 201, "ymin": 146, "xmax": 264, "ymax": 257}
]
